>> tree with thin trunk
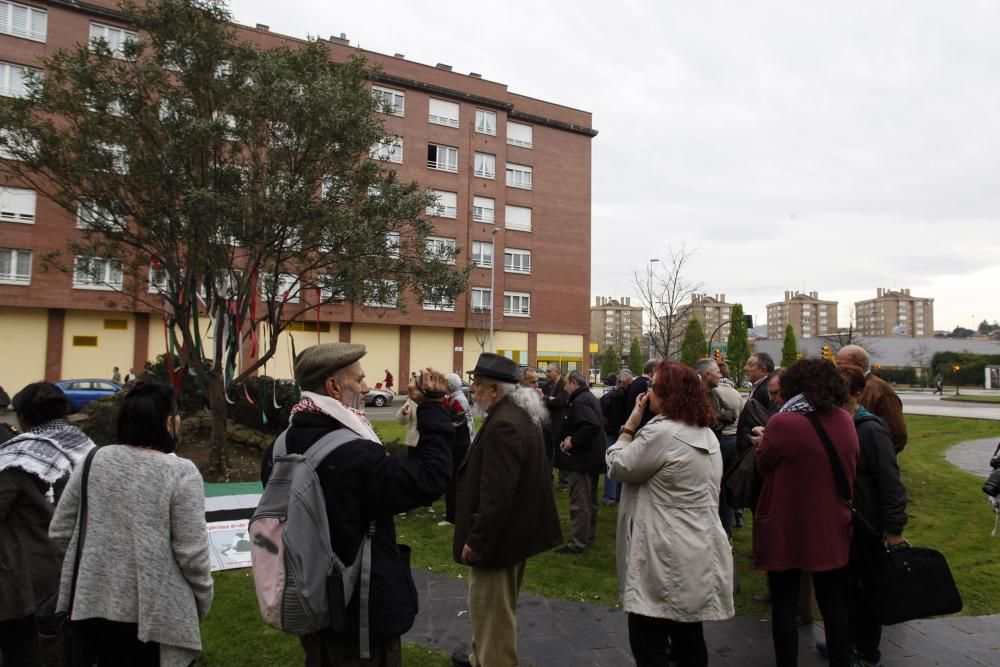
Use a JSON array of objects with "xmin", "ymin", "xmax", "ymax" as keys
[
  {"xmin": 628, "ymin": 337, "xmax": 644, "ymax": 376},
  {"xmin": 0, "ymin": 0, "xmax": 469, "ymax": 474},
  {"xmin": 781, "ymin": 324, "xmax": 799, "ymax": 367},
  {"xmin": 679, "ymin": 318, "xmax": 708, "ymax": 367},
  {"xmin": 600, "ymin": 345, "xmax": 618, "ymax": 380},
  {"xmin": 633, "ymin": 244, "xmax": 703, "ymax": 360},
  {"xmin": 727, "ymin": 303, "xmax": 749, "ymax": 385}
]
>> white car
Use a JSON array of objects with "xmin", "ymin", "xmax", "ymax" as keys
[{"xmin": 364, "ymin": 387, "xmax": 395, "ymax": 408}]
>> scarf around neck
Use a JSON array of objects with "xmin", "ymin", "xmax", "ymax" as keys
[
  {"xmin": 290, "ymin": 391, "xmax": 382, "ymax": 445},
  {"xmin": 779, "ymin": 393, "xmax": 815, "ymax": 414},
  {"xmin": 0, "ymin": 419, "xmax": 97, "ymax": 488}
]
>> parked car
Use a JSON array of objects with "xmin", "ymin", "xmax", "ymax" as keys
[
  {"xmin": 364, "ymin": 386, "xmax": 395, "ymax": 408},
  {"xmin": 55, "ymin": 379, "xmax": 123, "ymax": 411}
]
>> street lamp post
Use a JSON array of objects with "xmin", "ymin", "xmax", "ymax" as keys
[
  {"xmin": 489, "ymin": 227, "xmax": 499, "ymax": 352},
  {"xmin": 707, "ymin": 319, "xmax": 732, "ymax": 353}
]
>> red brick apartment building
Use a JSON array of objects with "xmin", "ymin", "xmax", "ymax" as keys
[{"xmin": 0, "ymin": 0, "xmax": 596, "ymax": 391}]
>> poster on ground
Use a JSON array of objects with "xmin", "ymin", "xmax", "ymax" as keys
[{"xmin": 204, "ymin": 488, "xmax": 261, "ymax": 571}]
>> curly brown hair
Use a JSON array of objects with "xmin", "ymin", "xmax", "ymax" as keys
[
  {"xmin": 779, "ymin": 358, "xmax": 848, "ymax": 414},
  {"xmin": 651, "ymin": 360, "xmax": 715, "ymax": 428}
]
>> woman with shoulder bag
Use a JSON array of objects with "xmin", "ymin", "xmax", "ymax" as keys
[
  {"xmin": 753, "ymin": 359, "xmax": 859, "ymax": 667},
  {"xmin": 49, "ymin": 383, "xmax": 212, "ymax": 666},
  {"xmin": 1, "ymin": 382, "xmax": 95, "ymax": 666}
]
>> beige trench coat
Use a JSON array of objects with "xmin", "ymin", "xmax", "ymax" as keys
[{"xmin": 606, "ymin": 416, "xmax": 735, "ymax": 622}]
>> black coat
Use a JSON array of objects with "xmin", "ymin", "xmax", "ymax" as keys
[
  {"xmin": 853, "ymin": 412, "xmax": 908, "ymax": 535},
  {"xmin": 601, "ymin": 387, "xmax": 628, "ymax": 436},
  {"xmin": 261, "ymin": 404, "xmax": 453, "ymax": 640},
  {"xmin": 453, "ymin": 395, "xmax": 562, "ymax": 568},
  {"xmin": 625, "ymin": 376, "xmax": 655, "ymax": 429},
  {"xmin": 555, "ymin": 386, "xmax": 607, "ymax": 475}
]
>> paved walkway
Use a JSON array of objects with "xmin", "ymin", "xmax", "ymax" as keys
[
  {"xmin": 946, "ymin": 437, "xmax": 999, "ymax": 479},
  {"xmin": 405, "ymin": 569, "xmax": 1000, "ymax": 666}
]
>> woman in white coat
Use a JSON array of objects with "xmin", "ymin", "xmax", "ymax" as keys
[{"xmin": 606, "ymin": 360, "xmax": 734, "ymax": 667}]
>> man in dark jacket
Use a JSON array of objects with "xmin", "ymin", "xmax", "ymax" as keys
[
  {"xmin": 625, "ymin": 359, "xmax": 657, "ymax": 430},
  {"xmin": 555, "ymin": 370, "xmax": 606, "ymax": 554},
  {"xmin": 260, "ymin": 342, "xmax": 453, "ymax": 666},
  {"xmin": 541, "ymin": 363, "xmax": 569, "ymax": 487},
  {"xmin": 452, "ymin": 353, "xmax": 561, "ymax": 667}
]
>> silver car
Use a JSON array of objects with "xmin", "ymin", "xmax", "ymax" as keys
[{"xmin": 364, "ymin": 387, "xmax": 395, "ymax": 408}]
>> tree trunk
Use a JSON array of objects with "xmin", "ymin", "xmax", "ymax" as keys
[{"xmin": 204, "ymin": 371, "xmax": 230, "ymax": 476}]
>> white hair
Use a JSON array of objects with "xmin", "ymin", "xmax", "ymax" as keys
[
  {"xmin": 474, "ymin": 380, "xmax": 548, "ymax": 425},
  {"xmin": 446, "ymin": 373, "xmax": 463, "ymax": 393}
]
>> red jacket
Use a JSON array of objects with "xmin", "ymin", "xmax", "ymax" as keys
[{"xmin": 753, "ymin": 409, "xmax": 859, "ymax": 572}]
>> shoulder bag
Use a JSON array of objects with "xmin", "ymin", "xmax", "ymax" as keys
[
  {"xmin": 36, "ymin": 446, "xmax": 98, "ymax": 637},
  {"xmin": 805, "ymin": 413, "xmax": 962, "ymax": 625}
]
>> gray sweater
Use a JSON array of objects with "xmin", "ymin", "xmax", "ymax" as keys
[{"xmin": 50, "ymin": 446, "xmax": 213, "ymax": 667}]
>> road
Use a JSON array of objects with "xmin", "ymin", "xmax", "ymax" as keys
[{"xmin": 898, "ymin": 391, "xmax": 1000, "ymax": 421}]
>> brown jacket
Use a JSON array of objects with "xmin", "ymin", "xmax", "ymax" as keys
[
  {"xmin": 453, "ymin": 395, "xmax": 562, "ymax": 568},
  {"xmin": 860, "ymin": 373, "xmax": 907, "ymax": 453}
]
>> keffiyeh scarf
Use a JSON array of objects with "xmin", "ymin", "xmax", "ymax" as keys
[
  {"xmin": 779, "ymin": 393, "xmax": 815, "ymax": 414},
  {"xmin": 0, "ymin": 419, "xmax": 96, "ymax": 492},
  {"xmin": 290, "ymin": 391, "xmax": 382, "ymax": 445}
]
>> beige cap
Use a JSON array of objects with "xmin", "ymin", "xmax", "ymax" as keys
[{"xmin": 294, "ymin": 342, "xmax": 367, "ymax": 392}]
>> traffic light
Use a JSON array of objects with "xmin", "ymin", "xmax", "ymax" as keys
[
  {"xmin": 952, "ymin": 364, "xmax": 961, "ymax": 373},
  {"xmin": 714, "ymin": 349, "xmax": 723, "ymax": 363},
  {"xmin": 821, "ymin": 344, "xmax": 832, "ymax": 361}
]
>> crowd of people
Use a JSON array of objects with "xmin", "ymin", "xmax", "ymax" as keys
[{"xmin": 0, "ymin": 340, "xmax": 910, "ymax": 667}]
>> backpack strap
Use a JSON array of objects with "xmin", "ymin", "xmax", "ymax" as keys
[
  {"xmin": 302, "ymin": 428, "xmax": 361, "ymax": 470},
  {"xmin": 271, "ymin": 431, "xmax": 288, "ymax": 460},
  {"xmin": 358, "ymin": 520, "xmax": 376, "ymax": 659}
]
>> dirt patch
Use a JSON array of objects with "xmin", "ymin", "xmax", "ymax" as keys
[{"xmin": 177, "ymin": 434, "xmax": 268, "ymax": 483}]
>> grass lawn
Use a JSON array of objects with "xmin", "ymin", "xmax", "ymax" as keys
[
  {"xmin": 941, "ymin": 394, "xmax": 1000, "ymax": 404},
  {"xmin": 200, "ymin": 415, "xmax": 1000, "ymax": 663}
]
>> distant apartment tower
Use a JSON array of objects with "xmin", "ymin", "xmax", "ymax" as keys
[
  {"xmin": 855, "ymin": 288, "xmax": 933, "ymax": 337},
  {"xmin": 590, "ymin": 296, "xmax": 643, "ymax": 367},
  {"xmin": 676, "ymin": 294, "xmax": 734, "ymax": 344},
  {"xmin": 767, "ymin": 291, "xmax": 838, "ymax": 339}
]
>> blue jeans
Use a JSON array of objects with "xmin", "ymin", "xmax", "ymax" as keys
[
  {"xmin": 718, "ymin": 434, "xmax": 738, "ymax": 535},
  {"xmin": 603, "ymin": 436, "xmax": 622, "ymax": 503}
]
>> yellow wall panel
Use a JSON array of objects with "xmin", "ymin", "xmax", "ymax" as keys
[
  {"xmin": 409, "ymin": 327, "xmax": 456, "ymax": 375},
  {"xmin": 62, "ymin": 311, "xmax": 134, "ymax": 380},
  {"xmin": 0, "ymin": 307, "xmax": 49, "ymax": 391},
  {"xmin": 256, "ymin": 324, "xmax": 341, "ymax": 381},
  {"xmin": 350, "ymin": 324, "xmax": 400, "ymax": 390}
]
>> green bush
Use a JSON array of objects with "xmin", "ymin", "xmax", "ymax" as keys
[
  {"xmin": 870, "ymin": 366, "xmax": 917, "ymax": 385},
  {"xmin": 142, "ymin": 354, "xmax": 207, "ymax": 416},
  {"xmin": 78, "ymin": 391, "xmax": 125, "ymax": 446},
  {"xmin": 227, "ymin": 376, "xmax": 299, "ymax": 435}
]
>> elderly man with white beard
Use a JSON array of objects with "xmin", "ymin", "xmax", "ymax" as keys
[{"xmin": 450, "ymin": 353, "xmax": 563, "ymax": 667}]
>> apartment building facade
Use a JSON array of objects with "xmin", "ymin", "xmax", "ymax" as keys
[
  {"xmin": 767, "ymin": 291, "xmax": 839, "ymax": 339},
  {"xmin": 0, "ymin": 0, "xmax": 596, "ymax": 391},
  {"xmin": 589, "ymin": 296, "xmax": 643, "ymax": 369},
  {"xmin": 855, "ymin": 288, "xmax": 933, "ymax": 337},
  {"xmin": 677, "ymin": 293, "xmax": 734, "ymax": 345}
]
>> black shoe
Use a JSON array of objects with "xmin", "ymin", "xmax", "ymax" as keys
[
  {"xmin": 816, "ymin": 640, "xmax": 828, "ymax": 656},
  {"xmin": 554, "ymin": 545, "xmax": 583, "ymax": 555},
  {"xmin": 451, "ymin": 649, "xmax": 472, "ymax": 667}
]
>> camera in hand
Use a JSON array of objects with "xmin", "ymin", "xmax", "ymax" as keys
[
  {"xmin": 412, "ymin": 373, "xmax": 445, "ymax": 400},
  {"xmin": 983, "ymin": 443, "xmax": 1000, "ymax": 497}
]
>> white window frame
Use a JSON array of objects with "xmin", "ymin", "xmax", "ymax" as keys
[
  {"xmin": 475, "ymin": 109, "xmax": 496, "ymax": 136},
  {"xmin": 0, "ymin": 60, "xmax": 38, "ymax": 98},
  {"xmin": 363, "ymin": 279, "xmax": 399, "ymax": 309},
  {"xmin": 0, "ymin": 186, "xmax": 35, "ymax": 223},
  {"xmin": 386, "ymin": 231, "xmax": 400, "ymax": 258},
  {"xmin": 423, "ymin": 293, "xmax": 455, "ymax": 311},
  {"xmin": 504, "ymin": 205, "xmax": 532, "ymax": 232},
  {"xmin": 318, "ymin": 274, "xmax": 345, "ymax": 302},
  {"xmin": 148, "ymin": 264, "xmax": 169, "ymax": 294},
  {"xmin": 472, "ymin": 196, "xmax": 495, "ymax": 223},
  {"xmin": 77, "ymin": 199, "xmax": 125, "ymax": 230},
  {"xmin": 0, "ymin": 1, "xmax": 47, "ymax": 42},
  {"xmin": 370, "ymin": 137, "xmax": 403, "ymax": 163},
  {"xmin": 503, "ymin": 291, "xmax": 531, "ymax": 317},
  {"xmin": 506, "ymin": 121, "xmax": 533, "ymax": 149},
  {"xmin": 372, "ymin": 86, "xmax": 405, "ymax": 116},
  {"xmin": 97, "ymin": 142, "xmax": 128, "ymax": 174},
  {"xmin": 426, "ymin": 143, "xmax": 458, "ymax": 172},
  {"xmin": 0, "ymin": 246, "xmax": 30, "ymax": 284},
  {"xmin": 474, "ymin": 152, "xmax": 495, "ymax": 179},
  {"xmin": 89, "ymin": 22, "xmax": 137, "ymax": 59},
  {"xmin": 261, "ymin": 273, "xmax": 300, "ymax": 304},
  {"xmin": 426, "ymin": 189, "xmax": 457, "ymax": 219},
  {"xmin": 506, "ymin": 163, "xmax": 532, "ymax": 190},
  {"xmin": 428, "ymin": 98, "xmax": 460, "ymax": 127},
  {"xmin": 73, "ymin": 256, "xmax": 123, "ymax": 291},
  {"xmin": 471, "ymin": 241, "xmax": 493, "ymax": 268},
  {"xmin": 504, "ymin": 248, "xmax": 531, "ymax": 275},
  {"xmin": 425, "ymin": 236, "xmax": 457, "ymax": 264},
  {"xmin": 0, "ymin": 128, "xmax": 37, "ymax": 161},
  {"xmin": 471, "ymin": 287, "xmax": 492, "ymax": 312}
]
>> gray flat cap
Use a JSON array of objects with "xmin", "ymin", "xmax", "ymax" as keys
[{"xmin": 294, "ymin": 342, "xmax": 367, "ymax": 392}]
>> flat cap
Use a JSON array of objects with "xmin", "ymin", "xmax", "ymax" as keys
[{"xmin": 294, "ymin": 342, "xmax": 366, "ymax": 392}]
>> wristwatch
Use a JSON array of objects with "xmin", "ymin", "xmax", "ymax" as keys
[{"xmin": 618, "ymin": 426, "xmax": 636, "ymax": 437}]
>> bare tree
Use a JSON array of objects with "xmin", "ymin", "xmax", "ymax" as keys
[
  {"xmin": 633, "ymin": 244, "xmax": 702, "ymax": 359},
  {"xmin": 909, "ymin": 343, "xmax": 933, "ymax": 386}
]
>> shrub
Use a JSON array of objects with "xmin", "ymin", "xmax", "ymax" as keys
[{"xmin": 227, "ymin": 376, "xmax": 299, "ymax": 435}]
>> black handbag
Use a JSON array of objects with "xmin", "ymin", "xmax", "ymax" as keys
[
  {"xmin": 805, "ymin": 413, "xmax": 963, "ymax": 625},
  {"xmin": 35, "ymin": 446, "xmax": 97, "ymax": 637},
  {"xmin": 722, "ymin": 444, "xmax": 761, "ymax": 510}
]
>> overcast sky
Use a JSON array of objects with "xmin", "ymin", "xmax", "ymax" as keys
[{"xmin": 230, "ymin": 0, "xmax": 998, "ymax": 333}]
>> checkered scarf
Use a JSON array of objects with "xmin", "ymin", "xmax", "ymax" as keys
[
  {"xmin": 779, "ymin": 393, "xmax": 815, "ymax": 414},
  {"xmin": 0, "ymin": 419, "xmax": 97, "ymax": 489},
  {"xmin": 290, "ymin": 391, "xmax": 382, "ymax": 444}
]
